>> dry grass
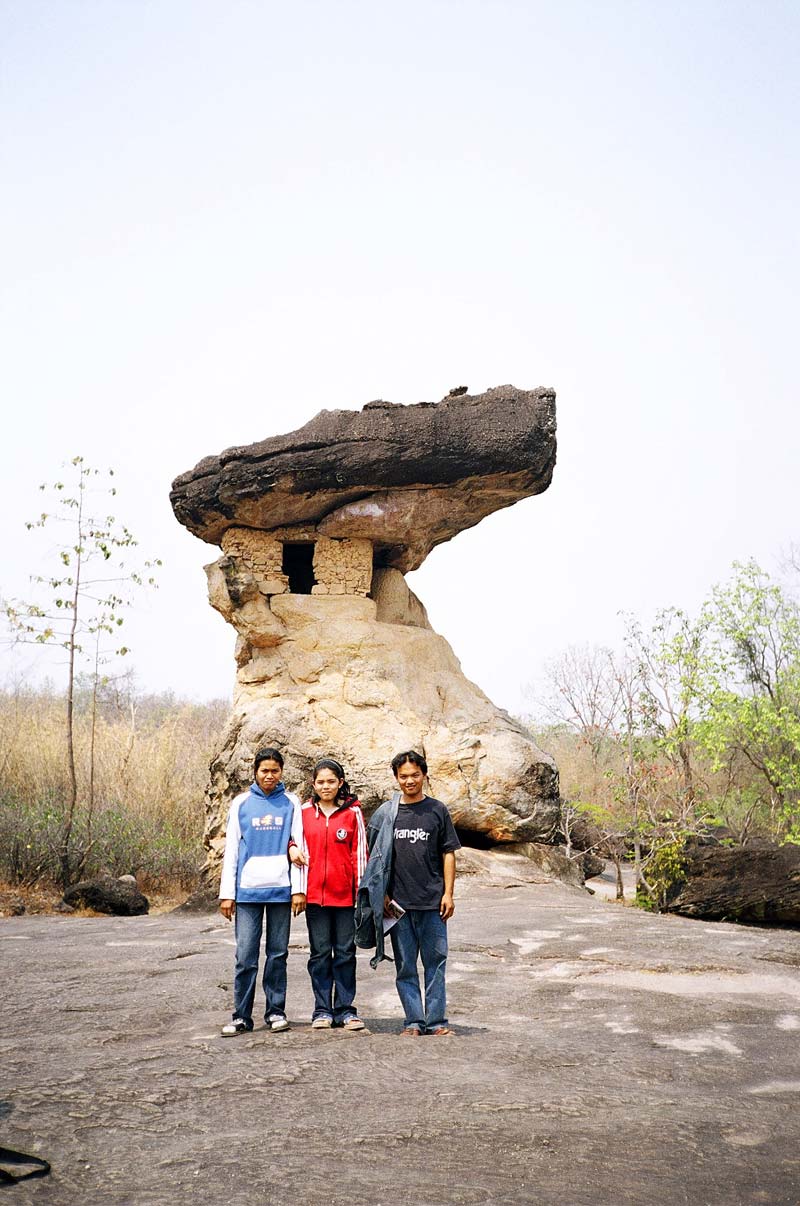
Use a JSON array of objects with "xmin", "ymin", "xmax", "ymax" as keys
[{"xmin": 0, "ymin": 682, "xmax": 228, "ymax": 894}]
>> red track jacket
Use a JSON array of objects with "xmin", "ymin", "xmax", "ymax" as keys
[{"xmin": 298, "ymin": 797, "xmax": 368, "ymax": 907}]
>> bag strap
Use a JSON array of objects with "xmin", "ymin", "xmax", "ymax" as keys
[{"xmin": 0, "ymin": 1145, "xmax": 51, "ymax": 1184}]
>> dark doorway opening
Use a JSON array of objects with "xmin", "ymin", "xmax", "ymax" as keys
[
  {"xmin": 282, "ymin": 543, "xmax": 316, "ymax": 594},
  {"xmin": 454, "ymin": 826, "xmax": 496, "ymax": 850}
]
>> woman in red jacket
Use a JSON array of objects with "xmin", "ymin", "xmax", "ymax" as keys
[{"xmin": 298, "ymin": 758, "xmax": 368, "ymax": 1031}]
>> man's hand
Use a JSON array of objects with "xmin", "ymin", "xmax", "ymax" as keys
[
  {"xmin": 440, "ymin": 850, "xmax": 456, "ymax": 920},
  {"xmin": 289, "ymin": 846, "xmax": 308, "ymax": 867},
  {"xmin": 291, "ymin": 893, "xmax": 307, "ymax": 917},
  {"xmin": 219, "ymin": 899, "xmax": 235, "ymax": 921}
]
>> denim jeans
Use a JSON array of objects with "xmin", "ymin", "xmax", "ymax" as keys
[
  {"xmin": 232, "ymin": 901, "xmax": 292, "ymax": 1025},
  {"xmin": 305, "ymin": 904, "xmax": 357, "ymax": 1022},
  {"xmin": 389, "ymin": 908, "xmax": 449, "ymax": 1031}
]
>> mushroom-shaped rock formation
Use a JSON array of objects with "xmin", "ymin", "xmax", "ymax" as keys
[
  {"xmin": 171, "ymin": 384, "xmax": 556, "ymax": 571},
  {"xmin": 170, "ymin": 385, "xmax": 560, "ymax": 883}
]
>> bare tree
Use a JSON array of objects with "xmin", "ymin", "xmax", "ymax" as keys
[
  {"xmin": 3, "ymin": 458, "xmax": 160, "ymax": 886},
  {"xmin": 538, "ymin": 643, "xmax": 622, "ymax": 770}
]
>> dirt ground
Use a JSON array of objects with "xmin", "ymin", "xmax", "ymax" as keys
[{"xmin": 2, "ymin": 868, "xmax": 800, "ymax": 1205}]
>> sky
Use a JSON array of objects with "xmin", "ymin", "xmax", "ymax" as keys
[{"xmin": 2, "ymin": 0, "xmax": 798, "ymax": 717}]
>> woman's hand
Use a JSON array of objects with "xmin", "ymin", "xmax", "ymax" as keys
[
  {"xmin": 289, "ymin": 846, "xmax": 309, "ymax": 867},
  {"xmin": 291, "ymin": 893, "xmax": 307, "ymax": 917},
  {"xmin": 219, "ymin": 899, "xmax": 235, "ymax": 921}
]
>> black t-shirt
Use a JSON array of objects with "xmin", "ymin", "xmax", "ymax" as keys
[{"xmin": 389, "ymin": 797, "xmax": 461, "ymax": 910}]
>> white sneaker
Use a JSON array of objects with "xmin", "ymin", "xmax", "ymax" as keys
[
  {"xmin": 269, "ymin": 1014, "xmax": 290, "ymax": 1032},
  {"xmin": 221, "ymin": 1018, "xmax": 250, "ymax": 1037},
  {"xmin": 311, "ymin": 1016, "xmax": 333, "ymax": 1030}
]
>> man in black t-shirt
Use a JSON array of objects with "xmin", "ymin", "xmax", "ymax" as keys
[{"xmin": 368, "ymin": 749, "xmax": 461, "ymax": 1036}]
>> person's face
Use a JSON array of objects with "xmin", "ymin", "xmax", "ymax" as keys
[
  {"xmin": 395, "ymin": 761, "xmax": 425, "ymax": 802},
  {"xmin": 314, "ymin": 768, "xmax": 343, "ymax": 803},
  {"xmin": 256, "ymin": 759, "xmax": 282, "ymax": 793}
]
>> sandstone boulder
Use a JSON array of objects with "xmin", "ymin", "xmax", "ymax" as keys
[
  {"xmin": 501, "ymin": 842, "xmax": 588, "ymax": 889},
  {"xmin": 579, "ymin": 850, "xmax": 607, "ymax": 880},
  {"xmin": 664, "ymin": 846, "xmax": 800, "ymax": 927},
  {"xmin": 204, "ymin": 595, "xmax": 559, "ymax": 856},
  {"xmin": 454, "ymin": 844, "xmax": 588, "ymax": 890},
  {"xmin": 63, "ymin": 876, "xmax": 149, "ymax": 916}
]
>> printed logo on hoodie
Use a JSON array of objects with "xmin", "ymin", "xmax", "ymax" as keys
[{"xmin": 252, "ymin": 813, "xmax": 280, "ymax": 829}]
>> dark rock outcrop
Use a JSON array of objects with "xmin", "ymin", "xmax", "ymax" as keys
[
  {"xmin": 170, "ymin": 385, "xmax": 556, "ymax": 571},
  {"xmin": 63, "ymin": 876, "xmax": 149, "ymax": 916},
  {"xmin": 579, "ymin": 850, "xmax": 606, "ymax": 880},
  {"xmin": 664, "ymin": 846, "xmax": 800, "ymax": 927},
  {"xmin": 502, "ymin": 841, "xmax": 588, "ymax": 889},
  {"xmin": 171, "ymin": 882, "xmax": 219, "ymax": 914}
]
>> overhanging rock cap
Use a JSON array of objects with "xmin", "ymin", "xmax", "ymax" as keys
[{"xmin": 170, "ymin": 384, "xmax": 556, "ymax": 572}]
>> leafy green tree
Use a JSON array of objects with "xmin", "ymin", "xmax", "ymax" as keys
[
  {"xmin": 3, "ymin": 457, "xmax": 160, "ymax": 886},
  {"xmin": 624, "ymin": 606, "xmax": 711, "ymax": 814},
  {"xmin": 696, "ymin": 561, "xmax": 800, "ymax": 841}
]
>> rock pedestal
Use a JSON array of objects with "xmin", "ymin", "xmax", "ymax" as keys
[{"xmin": 170, "ymin": 385, "xmax": 560, "ymax": 885}]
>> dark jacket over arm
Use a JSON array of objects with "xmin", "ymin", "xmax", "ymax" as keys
[{"xmin": 354, "ymin": 792, "xmax": 400, "ymax": 969}]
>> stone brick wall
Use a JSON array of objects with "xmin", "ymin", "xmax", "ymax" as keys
[
  {"xmin": 220, "ymin": 526, "xmax": 373, "ymax": 597},
  {"xmin": 312, "ymin": 536, "xmax": 372, "ymax": 596},
  {"xmin": 220, "ymin": 528, "xmax": 288, "ymax": 593}
]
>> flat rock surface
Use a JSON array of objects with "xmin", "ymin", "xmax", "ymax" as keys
[{"xmin": 3, "ymin": 879, "xmax": 800, "ymax": 1205}]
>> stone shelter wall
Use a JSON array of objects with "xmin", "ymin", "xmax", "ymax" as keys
[
  {"xmin": 220, "ymin": 526, "xmax": 372, "ymax": 598},
  {"xmin": 312, "ymin": 536, "xmax": 372, "ymax": 596}
]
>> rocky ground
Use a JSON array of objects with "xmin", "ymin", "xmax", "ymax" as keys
[{"xmin": 3, "ymin": 861, "xmax": 800, "ymax": 1206}]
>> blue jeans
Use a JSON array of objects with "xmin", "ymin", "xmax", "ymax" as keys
[
  {"xmin": 232, "ymin": 901, "xmax": 292, "ymax": 1025},
  {"xmin": 389, "ymin": 908, "xmax": 449, "ymax": 1032},
  {"xmin": 305, "ymin": 904, "xmax": 357, "ymax": 1022}
]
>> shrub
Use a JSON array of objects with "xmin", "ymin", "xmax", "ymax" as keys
[{"xmin": 0, "ymin": 684, "xmax": 227, "ymax": 894}]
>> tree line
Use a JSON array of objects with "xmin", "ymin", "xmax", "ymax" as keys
[{"xmin": 527, "ymin": 555, "xmax": 800, "ymax": 907}]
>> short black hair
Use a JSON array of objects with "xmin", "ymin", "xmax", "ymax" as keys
[
  {"xmin": 254, "ymin": 747, "xmax": 284, "ymax": 775},
  {"xmin": 391, "ymin": 749, "xmax": 428, "ymax": 776}
]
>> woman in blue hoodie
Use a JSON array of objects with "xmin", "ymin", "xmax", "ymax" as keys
[{"xmin": 219, "ymin": 747, "xmax": 306, "ymax": 1035}]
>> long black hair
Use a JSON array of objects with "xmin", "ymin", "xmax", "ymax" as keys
[{"xmin": 311, "ymin": 757, "xmax": 354, "ymax": 805}]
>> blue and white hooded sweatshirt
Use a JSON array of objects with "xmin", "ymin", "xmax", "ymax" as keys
[{"xmin": 219, "ymin": 781, "xmax": 304, "ymax": 904}]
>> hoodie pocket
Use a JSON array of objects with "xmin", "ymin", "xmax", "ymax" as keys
[{"xmin": 240, "ymin": 855, "xmax": 289, "ymax": 890}]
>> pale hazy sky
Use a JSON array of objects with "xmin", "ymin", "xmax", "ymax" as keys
[{"xmin": 2, "ymin": 0, "xmax": 798, "ymax": 714}]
